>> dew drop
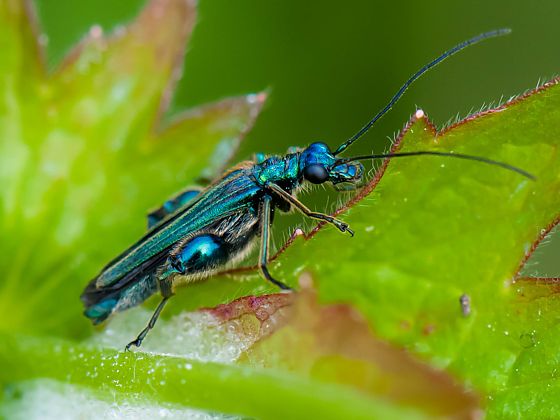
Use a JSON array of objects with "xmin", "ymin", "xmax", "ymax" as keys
[
  {"xmin": 89, "ymin": 24, "xmax": 103, "ymax": 39},
  {"xmin": 520, "ymin": 331, "xmax": 537, "ymax": 349},
  {"xmin": 38, "ymin": 34, "xmax": 49, "ymax": 46}
]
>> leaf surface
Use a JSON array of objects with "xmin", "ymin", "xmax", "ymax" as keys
[
  {"xmin": 0, "ymin": 0, "xmax": 266, "ymax": 337},
  {"xmin": 1, "ymin": 0, "xmax": 560, "ymax": 417}
]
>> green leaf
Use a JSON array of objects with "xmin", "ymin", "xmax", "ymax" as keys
[
  {"xmin": 158, "ymin": 81, "xmax": 560, "ymax": 415},
  {"xmin": 0, "ymin": 334, "xmax": 425, "ymax": 420},
  {"xmin": 234, "ymin": 288, "xmax": 480, "ymax": 418},
  {"xmin": 2, "ymin": 0, "xmax": 560, "ymax": 417},
  {"xmin": 256, "ymin": 83, "xmax": 560, "ymax": 413},
  {"xmin": 0, "ymin": 0, "xmax": 266, "ymax": 338}
]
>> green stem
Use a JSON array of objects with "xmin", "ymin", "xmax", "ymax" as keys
[{"xmin": 0, "ymin": 334, "xmax": 421, "ymax": 420}]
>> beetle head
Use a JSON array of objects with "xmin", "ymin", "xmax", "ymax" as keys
[{"xmin": 299, "ymin": 142, "xmax": 364, "ymax": 185}]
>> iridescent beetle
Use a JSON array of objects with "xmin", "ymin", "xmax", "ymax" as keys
[{"xmin": 81, "ymin": 29, "xmax": 534, "ymax": 350}]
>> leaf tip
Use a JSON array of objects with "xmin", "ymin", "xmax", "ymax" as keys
[{"xmin": 246, "ymin": 91, "xmax": 268, "ymax": 116}]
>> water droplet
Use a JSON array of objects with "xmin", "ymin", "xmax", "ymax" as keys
[
  {"xmin": 520, "ymin": 332, "xmax": 537, "ymax": 349},
  {"xmin": 89, "ymin": 24, "xmax": 103, "ymax": 39},
  {"xmin": 38, "ymin": 34, "xmax": 49, "ymax": 46}
]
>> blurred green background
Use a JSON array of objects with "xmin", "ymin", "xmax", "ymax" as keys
[{"xmin": 34, "ymin": 0, "xmax": 559, "ymax": 275}]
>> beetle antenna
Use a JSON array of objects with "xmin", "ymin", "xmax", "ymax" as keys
[
  {"xmin": 337, "ymin": 150, "xmax": 535, "ymax": 180},
  {"xmin": 333, "ymin": 29, "xmax": 511, "ymax": 156}
]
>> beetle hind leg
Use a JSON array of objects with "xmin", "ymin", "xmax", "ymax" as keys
[
  {"xmin": 125, "ymin": 296, "xmax": 170, "ymax": 351},
  {"xmin": 125, "ymin": 233, "xmax": 231, "ymax": 350}
]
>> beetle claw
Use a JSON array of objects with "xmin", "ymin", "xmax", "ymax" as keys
[{"xmin": 125, "ymin": 338, "xmax": 142, "ymax": 352}]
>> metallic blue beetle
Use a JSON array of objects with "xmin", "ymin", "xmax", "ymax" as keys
[{"xmin": 81, "ymin": 30, "xmax": 533, "ymax": 349}]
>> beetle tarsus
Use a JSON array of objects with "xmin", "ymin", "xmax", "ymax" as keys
[
  {"xmin": 261, "ymin": 264, "xmax": 292, "ymax": 290},
  {"xmin": 333, "ymin": 220, "xmax": 354, "ymax": 236},
  {"xmin": 125, "ymin": 337, "xmax": 143, "ymax": 352},
  {"xmin": 124, "ymin": 296, "xmax": 170, "ymax": 351}
]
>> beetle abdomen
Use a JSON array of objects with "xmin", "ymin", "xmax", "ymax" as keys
[{"xmin": 81, "ymin": 270, "xmax": 158, "ymax": 325}]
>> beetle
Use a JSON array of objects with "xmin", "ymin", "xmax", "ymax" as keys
[{"xmin": 81, "ymin": 29, "xmax": 533, "ymax": 350}]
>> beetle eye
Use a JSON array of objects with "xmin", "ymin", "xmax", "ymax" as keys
[{"xmin": 303, "ymin": 164, "xmax": 329, "ymax": 184}]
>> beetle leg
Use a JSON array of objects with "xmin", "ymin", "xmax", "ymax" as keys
[
  {"xmin": 125, "ymin": 296, "xmax": 170, "ymax": 351},
  {"xmin": 267, "ymin": 183, "xmax": 354, "ymax": 236},
  {"xmin": 259, "ymin": 195, "xmax": 291, "ymax": 290},
  {"xmin": 125, "ymin": 233, "xmax": 232, "ymax": 350},
  {"xmin": 147, "ymin": 187, "xmax": 203, "ymax": 229}
]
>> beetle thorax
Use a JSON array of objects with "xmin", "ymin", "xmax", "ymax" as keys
[{"xmin": 252, "ymin": 153, "xmax": 301, "ymax": 191}]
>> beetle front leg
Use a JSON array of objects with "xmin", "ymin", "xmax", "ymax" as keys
[{"xmin": 267, "ymin": 183, "xmax": 354, "ymax": 236}]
